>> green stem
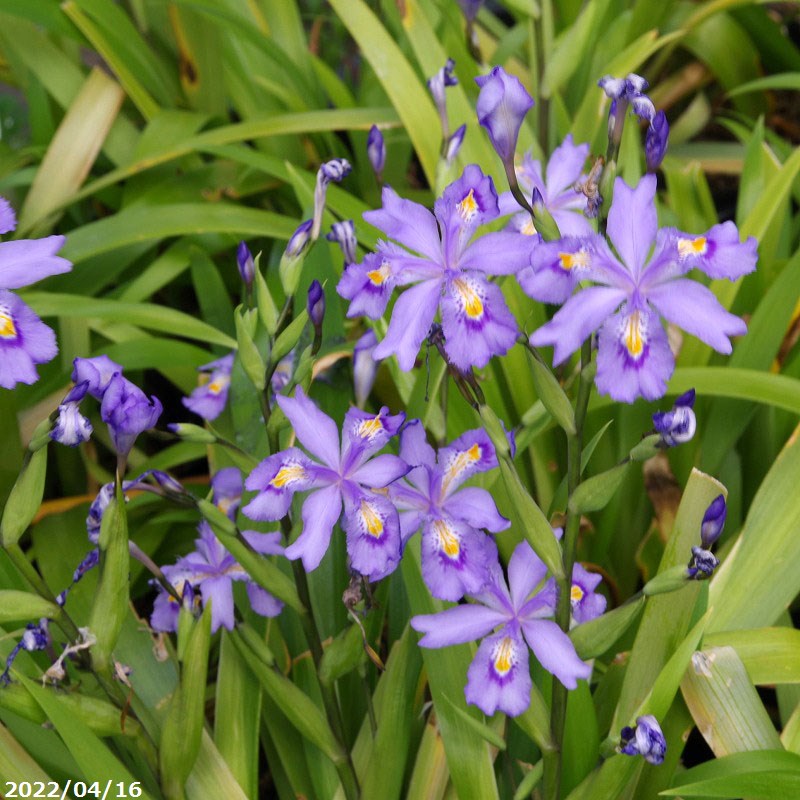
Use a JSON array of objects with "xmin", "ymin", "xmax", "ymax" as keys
[
  {"xmin": 544, "ymin": 339, "xmax": 593, "ymax": 800},
  {"xmin": 290, "ymin": 554, "xmax": 360, "ymax": 799}
]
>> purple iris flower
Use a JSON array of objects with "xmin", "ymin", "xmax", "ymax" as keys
[
  {"xmin": 151, "ymin": 521, "xmax": 284, "ymax": 633},
  {"xmin": 182, "ymin": 352, "xmax": 234, "ymax": 421},
  {"xmin": 338, "ymin": 165, "xmax": 533, "ymax": 371},
  {"xmin": 475, "ymin": 67, "xmax": 534, "ymax": 165},
  {"xmin": 367, "ymin": 125, "xmax": 386, "ymax": 180},
  {"xmin": 0, "ymin": 199, "xmax": 72, "ymax": 389},
  {"xmin": 101, "ymin": 374, "xmax": 162, "ymax": 458},
  {"xmin": 50, "ymin": 381, "xmax": 93, "ymax": 447},
  {"xmin": 653, "ymin": 389, "xmax": 696, "ymax": 446},
  {"xmin": 619, "ymin": 715, "xmax": 667, "ymax": 765},
  {"xmin": 72, "ymin": 355, "xmax": 122, "ymax": 400},
  {"xmin": 389, "ymin": 421, "xmax": 509, "ymax": 601},
  {"xmin": 353, "ymin": 329, "xmax": 379, "ymax": 407},
  {"xmin": 499, "ymin": 135, "xmax": 594, "ymax": 239},
  {"xmin": 412, "ymin": 541, "xmax": 592, "ymax": 716},
  {"xmin": 527, "ymin": 175, "xmax": 756, "ymax": 402},
  {"xmin": 570, "ymin": 563, "xmax": 606, "ymax": 624},
  {"xmin": 243, "ymin": 387, "xmax": 409, "ymax": 580}
]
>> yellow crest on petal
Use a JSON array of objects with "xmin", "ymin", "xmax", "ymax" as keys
[
  {"xmin": 270, "ymin": 464, "xmax": 306, "ymax": 488},
  {"xmin": 493, "ymin": 636, "xmax": 515, "ymax": 676},
  {"xmin": 360, "ymin": 499, "xmax": 384, "ymax": 538},
  {"xmin": 433, "ymin": 519, "xmax": 460, "ymax": 558},
  {"xmin": 677, "ymin": 236, "xmax": 707, "ymax": 258},
  {"xmin": 0, "ymin": 309, "xmax": 16, "ymax": 339},
  {"xmin": 457, "ymin": 188, "xmax": 479, "ymax": 222},
  {"xmin": 453, "ymin": 278, "xmax": 484, "ymax": 320}
]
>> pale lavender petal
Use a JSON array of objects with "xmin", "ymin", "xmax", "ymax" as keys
[
  {"xmin": 72, "ymin": 355, "xmax": 123, "ymax": 399},
  {"xmin": 0, "ymin": 197, "xmax": 16, "ymax": 234},
  {"xmin": 465, "ymin": 629, "xmax": 531, "ymax": 717},
  {"xmin": 670, "ymin": 221, "xmax": 758, "ymax": 281},
  {"xmin": 521, "ymin": 619, "xmax": 592, "ymax": 689},
  {"xmin": 440, "ymin": 275, "xmax": 518, "ymax": 371},
  {"xmin": 507, "ymin": 541, "xmax": 549, "ymax": 612},
  {"xmin": 458, "ymin": 231, "xmax": 536, "ymax": 275},
  {"xmin": 241, "ymin": 530, "xmax": 284, "ymax": 556},
  {"xmin": 550, "ymin": 207, "xmax": 595, "ymax": 237},
  {"xmin": 607, "ymin": 175, "xmax": 657, "ymax": 279},
  {"xmin": 276, "ymin": 387, "xmax": 340, "ymax": 468},
  {"xmin": 437, "ymin": 428, "xmax": 498, "ymax": 497},
  {"xmin": 373, "ymin": 279, "xmax": 441, "ymax": 371},
  {"xmin": 341, "ymin": 406, "xmax": 405, "ymax": 469},
  {"xmin": 529, "ymin": 286, "xmax": 626, "ymax": 365},
  {"xmin": 284, "ymin": 485, "xmax": 343, "ymax": 572},
  {"xmin": 444, "ymin": 487, "xmax": 509, "ymax": 532},
  {"xmin": 364, "ymin": 186, "xmax": 442, "ymax": 261},
  {"xmin": 350, "ymin": 453, "xmax": 409, "ymax": 488},
  {"xmin": 647, "ymin": 279, "xmax": 747, "ymax": 354},
  {"xmin": 246, "ymin": 583, "xmax": 283, "ymax": 617},
  {"xmin": 337, "ymin": 251, "xmax": 398, "ymax": 320},
  {"xmin": 399, "ymin": 509, "xmax": 425, "ymax": 544},
  {"xmin": 545, "ymin": 134, "xmax": 589, "ymax": 197},
  {"xmin": 399, "ymin": 419, "xmax": 436, "ymax": 468},
  {"xmin": 411, "ymin": 604, "xmax": 507, "ymax": 647},
  {"xmin": 200, "ymin": 575, "xmax": 235, "ymax": 632},
  {"xmin": 595, "ymin": 306, "xmax": 674, "ymax": 402},
  {"xmin": 0, "ymin": 291, "xmax": 58, "ymax": 388},
  {"xmin": 0, "ymin": 236, "xmax": 71, "ymax": 289}
]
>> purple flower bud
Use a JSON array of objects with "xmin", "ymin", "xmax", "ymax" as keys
[
  {"xmin": 327, "ymin": 220, "xmax": 357, "ymax": 264},
  {"xmin": 619, "ymin": 715, "xmax": 666, "ymax": 765},
  {"xmin": 353, "ymin": 329, "xmax": 379, "ymax": 407},
  {"xmin": 50, "ymin": 381, "xmax": 93, "ymax": 447},
  {"xmin": 445, "ymin": 124, "xmax": 466, "ymax": 164},
  {"xmin": 475, "ymin": 66, "xmax": 534, "ymax": 165},
  {"xmin": 100, "ymin": 374, "xmax": 162, "ymax": 459},
  {"xmin": 285, "ymin": 219, "xmax": 313, "ymax": 259},
  {"xmin": 87, "ymin": 483, "xmax": 115, "ymax": 544},
  {"xmin": 367, "ymin": 125, "xmax": 386, "ymax": 179},
  {"xmin": 687, "ymin": 546, "xmax": 719, "ymax": 579},
  {"xmin": 237, "ymin": 241, "xmax": 255, "ymax": 288},
  {"xmin": 211, "ymin": 467, "xmax": 243, "ymax": 520},
  {"xmin": 646, "ymin": 110, "xmax": 669, "ymax": 171},
  {"xmin": 313, "ymin": 159, "xmax": 352, "ymax": 240},
  {"xmin": 653, "ymin": 389, "xmax": 696, "ymax": 447},
  {"xmin": 700, "ymin": 494, "xmax": 726, "ymax": 548},
  {"xmin": 625, "ymin": 73, "xmax": 649, "ymax": 94},
  {"xmin": 630, "ymin": 94, "xmax": 656, "ymax": 123},
  {"xmin": 428, "ymin": 58, "xmax": 458, "ymax": 139},
  {"xmin": 598, "ymin": 76, "xmax": 628, "ymax": 99},
  {"xmin": 72, "ymin": 355, "xmax": 123, "ymax": 400},
  {"xmin": 307, "ymin": 280, "xmax": 325, "ymax": 331}
]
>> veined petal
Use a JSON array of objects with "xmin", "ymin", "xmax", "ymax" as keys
[
  {"xmin": 595, "ymin": 305, "xmax": 674, "ymax": 402},
  {"xmin": 337, "ymin": 252, "xmax": 398, "ymax": 320},
  {"xmin": 669, "ymin": 221, "xmax": 758, "ymax": 281},
  {"xmin": 437, "ymin": 428, "xmax": 497, "ymax": 498},
  {"xmin": 284, "ymin": 485, "xmax": 342, "ymax": 572},
  {"xmin": 529, "ymin": 286, "xmax": 626, "ymax": 365},
  {"xmin": 373, "ymin": 279, "xmax": 442, "ymax": 371},
  {"xmin": 243, "ymin": 448, "xmax": 318, "ymax": 521},
  {"xmin": 421, "ymin": 516, "xmax": 496, "ymax": 602},
  {"xmin": 364, "ymin": 186, "xmax": 442, "ymax": 261},
  {"xmin": 411, "ymin": 604, "xmax": 507, "ymax": 648},
  {"xmin": 465, "ymin": 629, "xmax": 531, "ymax": 717},
  {"xmin": 276, "ymin": 387, "xmax": 340, "ymax": 469},
  {"xmin": 507, "ymin": 541, "xmax": 549, "ymax": 612},
  {"xmin": 521, "ymin": 619, "xmax": 592, "ymax": 689},
  {"xmin": 607, "ymin": 175, "xmax": 657, "ymax": 280},
  {"xmin": 341, "ymin": 406, "xmax": 405, "ymax": 470},
  {"xmin": 458, "ymin": 231, "xmax": 536, "ymax": 276},
  {"xmin": 551, "ymin": 207, "xmax": 595, "ymax": 237},
  {"xmin": 0, "ymin": 236, "xmax": 71, "ymax": 289},
  {"xmin": 646, "ymin": 279, "xmax": 747, "ymax": 354},
  {"xmin": 342, "ymin": 489, "xmax": 402, "ymax": 581},
  {"xmin": 246, "ymin": 583, "xmax": 283, "ymax": 617},
  {"xmin": 545, "ymin": 134, "xmax": 590, "ymax": 197},
  {"xmin": 444, "ymin": 486, "xmax": 509, "ymax": 532},
  {"xmin": 440, "ymin": 275, "xmax": 518, "ymax": 370}
]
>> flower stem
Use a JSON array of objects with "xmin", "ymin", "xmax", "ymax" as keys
[
  {"xmin": 290, "ymin": 554, "xmax": 361, "ymax": 799},
  {"xmin": 544, "ymin": 339, "xmax": 594, "ymax": 800}
]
